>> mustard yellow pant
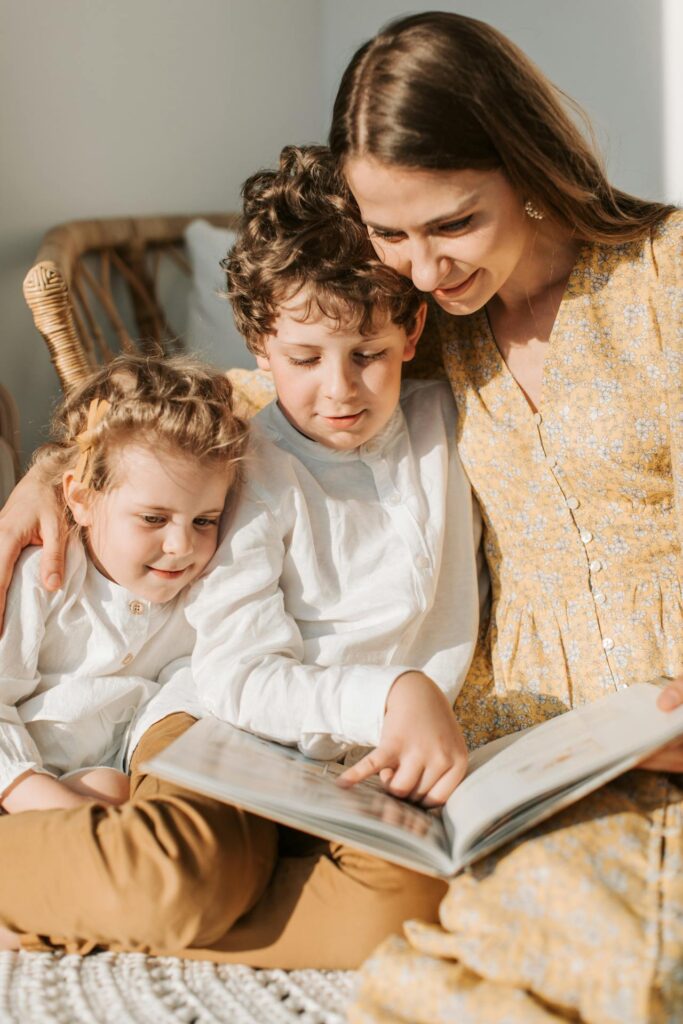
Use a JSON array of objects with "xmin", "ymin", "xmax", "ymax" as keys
[{"xmin": 0, "ymin": 714, "xmax": 446, "ymax": 969}]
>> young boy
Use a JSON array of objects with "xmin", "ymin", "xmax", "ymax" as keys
[
  {"xmin": 0, "ymin": 146, "xmax": 483, "ymax": 968},
  {"xmin": 176, "ymin": 144, "xmax": 484, "ymax": 808}
]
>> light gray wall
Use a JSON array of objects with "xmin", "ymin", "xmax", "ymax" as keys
[
  {"xmin": 1, "ymin": 0, "xmax": 676, "ymax": 465},
  {"xmin": 1, "ymin": 0, "xmax": 323, "ymax": 462},
  {"xmin": 320, "ymin": 0, "xmax": 667, "ymax": 201}
]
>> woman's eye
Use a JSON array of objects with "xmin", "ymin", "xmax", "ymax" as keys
[
  {"xmin": 438, "ymin": 215, "xmax": 472, "ymax": 233},
  {"xmin": 369, "ymin": 228, "xmax": 404, "ymax": 243}
]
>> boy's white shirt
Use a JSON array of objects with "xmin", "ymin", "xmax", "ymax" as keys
[
  {"xmin": 0, "ymin": 541, "xmax": 196, "ymax": 794},
  {"xmin": 150, "ymin": 379, "xmax": 484, "ymax": 762}
]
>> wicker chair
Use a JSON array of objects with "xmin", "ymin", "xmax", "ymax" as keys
[{"xmin": 22, "ymin": 213, "xmax": 239, "ymax": 392}]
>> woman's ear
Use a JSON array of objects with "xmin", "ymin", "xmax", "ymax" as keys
[
  {"xmin": 63, "ymin": 472, "xmax": 95, "ymax": 527},
  {"xmin": 402, "ymin": 302, "xmax": 428, "ymax": 362}
]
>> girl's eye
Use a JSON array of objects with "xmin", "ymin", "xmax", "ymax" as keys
[
  {"xmin": 141, "ymin": 514, "xmax": 166, "ymax": 526},
  {"xmin": 193, "ymin": 517, "xmax": 219, "ymax": 528},
  {"xmin": 356, "ymin": 350, "xmax": 387, "ymax": 363},
  {"xmin": 287, "ymin": 356, "xmax": 319, "ymax": 368}
]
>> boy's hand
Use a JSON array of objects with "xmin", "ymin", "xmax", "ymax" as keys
[
  {"xmin": 0, "ymin": 464, "xmax": 66, "ymax": 631},
  {"xmin": 337, "ymin": 671, "xmax": 468, "ymax": 807},
  {"xmin": 639, "ymin": 675, "xmax": 683, "ymax": 772}
]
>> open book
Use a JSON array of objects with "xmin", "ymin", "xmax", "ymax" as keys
[{"xmin": 144, "ymin": 680, "xmax": 683, "ymax": 878}]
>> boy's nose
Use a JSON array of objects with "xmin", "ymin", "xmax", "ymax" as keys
[{"xmin": 324, "ymin": 363, "xmax": 356, "ymax": 401}]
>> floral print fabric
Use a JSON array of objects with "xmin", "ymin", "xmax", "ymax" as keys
[{"xmin": 352, "ymin": 212, "xmax": 683, "ymax": 1022}]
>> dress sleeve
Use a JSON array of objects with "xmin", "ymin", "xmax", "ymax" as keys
[
  {"xmin": 655, "ymin": 214, "xmax": 683, "ymax": 546},
  {"xmin": 0, "ymin": 553, "xmax": 53, "ymax": 794},
  {"xmin": 185, "ymin": 490, "xmax": 409, "ymax": 759}
]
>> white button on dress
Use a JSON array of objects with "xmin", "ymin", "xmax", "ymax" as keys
[
  {"xmin": 602, "ymin": 638, "xmax": 615, "ymax": 652},
  {"xmin": 580, "ymin": 530, "xmax": 593, "ymax": 544},
  {"xmin": 589, "ymin": 560, "xmax": 603, "ymax": 573},
  {"xmin": 566, "ymin": 497, "xmax": 580, "ymax": 510}
]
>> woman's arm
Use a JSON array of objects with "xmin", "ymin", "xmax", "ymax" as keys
[{"xmin": 0, "ymin": 457, "xmax": 66, "ymax": 630}]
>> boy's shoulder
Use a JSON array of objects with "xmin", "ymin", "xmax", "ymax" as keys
[{"xmin": 399, "ymin": 378, "xmax": 456, "ymax": 427}]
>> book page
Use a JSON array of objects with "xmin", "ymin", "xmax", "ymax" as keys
[
  {"xmin": 444, "ymin": 681, "xmax": 683, "ymax": 866},
  {"xmin": 144, "ymin": 717, "xmax": 455, "ymax": 876}
]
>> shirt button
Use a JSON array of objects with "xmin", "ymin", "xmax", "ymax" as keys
[
  {"xmin": 533, "ymin": 412, "xmax": 542, "ymax": 425},
  {"xmin": 121, "ymin": 653, "xmax": 134, "ymax": 666},
  {"xmin": 580, "ymin": 530, "xmax": 593, "ymax": 544},
  {"xmin": 387, "ymin": 494, "xmax": 401, "ymax": 506},
  {"xmin": 594, "ymin": 592, "xmax": 606, "ymax": 605},
  {"xmin": 129, "ymin": 600, "xmax": 145, "ymax": 615},
  {"xmin": 589, "ymin": 560, "xmax": 602, "ymax": 573},
  {"xmin": 602, "ymin": 638, "xmax": 615, "ymax": 652},
  {"xmin": 566, "ymin": 497, "xmax": 580, "ymax": 510},
  {"xmin": 415, "ymin": 555, "xmax": 430, "ymax": 570}
]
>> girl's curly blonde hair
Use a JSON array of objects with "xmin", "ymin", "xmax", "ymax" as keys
[{"xmin": 48, "ymin": 352, "xmax": 247, "ymax": 500}]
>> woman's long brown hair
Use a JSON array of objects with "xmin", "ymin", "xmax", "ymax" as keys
[{"xmin": 329, "ymin": 12, "xmax": 676, "ymax": 243}]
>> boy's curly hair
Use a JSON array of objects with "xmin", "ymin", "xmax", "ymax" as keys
[
  {"xmin": 224, "ymin": 145, "xmax": 422, "ymax": 354},
  {"xmin": 48, "ymin": 351, "xmax": 247, "ymax": 497}
]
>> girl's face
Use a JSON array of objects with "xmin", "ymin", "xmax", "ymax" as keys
[
  {"xmin": 344, "ymin": 158, "xmax": 534, "ymax": 314},
  {"xmin": 65, "ymin": 444, "xmax": 232, "ymax": 603}
]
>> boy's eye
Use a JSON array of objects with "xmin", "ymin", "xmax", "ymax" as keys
[
  {"xmin": 141, "ymin": 514, "xmax": 166, "ymax": 526},
  {"xmin": 193, "ymin": 517, "xmax": 219, "ymax": 528},
  {"xmin": 355, "ymin": 350, "xmax": 387, "ymax": 363}
]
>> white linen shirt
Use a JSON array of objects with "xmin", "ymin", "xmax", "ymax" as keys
[
  {"xmin": 0, "ymin": 540, "xmax": 196, "ymax": 795},
  {"xmin": 186, "ymin": 379, "xmax": 485, "ymax": 761}
]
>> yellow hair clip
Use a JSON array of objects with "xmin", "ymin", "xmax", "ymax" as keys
[{"xmin": 73, "ymin": 398, "xmax": 111, "ymax": 486}]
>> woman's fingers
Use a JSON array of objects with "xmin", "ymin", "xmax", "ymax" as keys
[
  {"xmin": 657, "ymin": 676, "xmax": 683, "ymax": 711},
  {"xmin": 37, "ymin": 513, "xmax": 67, "ymax": 591},
  {"xmin": 0, "ymin": 533, "xmax": 23, "ymax": 632}
]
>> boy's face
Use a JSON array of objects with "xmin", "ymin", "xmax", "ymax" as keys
[
  {"xmin": 65, "ymin": 444, "xmax": 232, "ymax": 603},
  {"xmin": 256, "ymin": 294, "xmax": 425, "ymax": 451}
]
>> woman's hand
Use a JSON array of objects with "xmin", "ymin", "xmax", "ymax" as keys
[
  {"xmin": 0, "ymin": 463, "xmax": 66, "ymax": 630},
  {"xmin": 337, "ymin": 671, "xmax": 468, "ymax": 807},
  {"xmin": 639, "ymin": 675, "xmax": 683, "ymax": 772}
]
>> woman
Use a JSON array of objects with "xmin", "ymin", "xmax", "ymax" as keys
[{"xmin": 327, "ymin": 11, "xmax": 683, "ymax": 1023}]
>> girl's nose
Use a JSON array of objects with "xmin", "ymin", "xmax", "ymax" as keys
[{"xmin": 163, "ymin": 524, "xmax": 193, "ymax": 557}]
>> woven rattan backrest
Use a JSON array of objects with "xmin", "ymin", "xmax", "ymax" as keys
[{"xmin": 23, "ymin": 214, "xmax": 239, "ymax": 391}]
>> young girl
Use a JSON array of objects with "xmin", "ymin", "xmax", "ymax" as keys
[{"xmin": 0, "ymin": 353, "xmax": 244, "ymax": 818}]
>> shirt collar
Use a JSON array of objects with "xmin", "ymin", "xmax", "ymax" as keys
[{"xmin": 256, "ymin": 399, "xmax": 406, "ymax": 463}]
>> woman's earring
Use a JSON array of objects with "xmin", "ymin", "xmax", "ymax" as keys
[{"xmin": 524, "ymin": 200, "xmax": 544, "ymax": 221}]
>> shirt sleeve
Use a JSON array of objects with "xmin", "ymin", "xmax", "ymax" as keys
[
  {"xmin": 0, "ymin": 553, "xmax": 54, "ymax": 794},
  {"xmin": 185, "ymin": 491, "xmax": 409, "ymax": 759}
]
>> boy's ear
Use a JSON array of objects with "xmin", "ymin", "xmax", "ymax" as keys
[
  {"xmin": 402, "ymin": 302, "xmax": 428, "ymax": 363},
  {"xmin": 63, "ymin": 471, "xmax": 95, "ymax": 527},
  {"xmin": 255, "ymin": 353, "xmax": 271, "ymax": 371}
]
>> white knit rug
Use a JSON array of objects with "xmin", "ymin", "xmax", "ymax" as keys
[{"xmin": 0, "ymin": 952, "xmax": 357, "ymax": 1023}]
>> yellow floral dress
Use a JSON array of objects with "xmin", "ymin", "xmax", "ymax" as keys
[{"xmin": 351, "ymin": 212, "xmax": 683, "ymax": 1023}]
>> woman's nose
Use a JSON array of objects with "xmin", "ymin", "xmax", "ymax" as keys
[{"xmin": 408, "ymin": 241, "xmax": 452, "ymax": 292}]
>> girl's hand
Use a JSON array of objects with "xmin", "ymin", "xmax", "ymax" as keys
[
  {"xmin": 0, "ymin": 464, "xmax": 66, "ymax": 630},
  {"xmin": 337, "ymin": 671, "xmax": 468, "ymax": 807},
  {"xmin": 639, "ymin": 675, "xmax": 683, "ymax": 772}
]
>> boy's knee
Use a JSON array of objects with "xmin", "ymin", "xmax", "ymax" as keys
[{"xmin": 95, "ymin": 796, "xmax": 278, "ymax": 952}]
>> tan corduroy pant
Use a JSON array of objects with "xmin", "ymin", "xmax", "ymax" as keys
[{"xmin": 0, "ymin": 714, "xmax": 446, "ymax": 969}]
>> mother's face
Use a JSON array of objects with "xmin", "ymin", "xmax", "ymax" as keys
[{"xmin": 344, "ymin": 158, "xmax": 534, "ymax": 315}]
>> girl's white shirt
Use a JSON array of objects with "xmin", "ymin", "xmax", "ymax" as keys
[
  {"xmin": 179, "ymin": 379, "xmax": 486, "ymax": 761},
  {"xmin": 0, "ymin": 540, "xmax": 196, "ymax": 794}
]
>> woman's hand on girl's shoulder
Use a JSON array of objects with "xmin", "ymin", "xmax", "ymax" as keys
[
  {"xmin": 0, "ymin": 464, "xmax": 66, "ymax": 631},
  {"xmin": 639, "ymin": 676, "xmax": 683, "ymax": 772}
]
